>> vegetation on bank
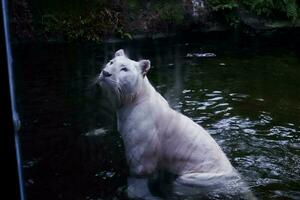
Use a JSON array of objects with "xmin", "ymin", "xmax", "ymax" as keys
[
  {"xmin": 9, "ymin": 0, "xmax": 300, "ymax": 42},
  {"xmin": 209, "ymin": 0, "xmax": 299, "ymax": 27}
]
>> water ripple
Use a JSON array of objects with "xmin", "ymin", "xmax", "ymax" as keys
[{"xmin": 176, "ymin": 86, "xmax": 299, "ymax": 199}]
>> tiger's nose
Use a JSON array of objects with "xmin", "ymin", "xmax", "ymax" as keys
[{"xmin": 102, "ymin": 70, "xmax": 112, "ymax": 77}]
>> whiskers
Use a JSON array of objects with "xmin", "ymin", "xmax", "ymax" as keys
[
  {"xmin": 111, "ymin": 82, "xmax": 135, "ymax": 107},
  {"xmin": 97, "ymin": 77, "xmax": 124, "ymax": 107},
  {"xmin": 87, "ymin": 75, "xmax": 134, "ymax": 108},
  {"xmin": 113, "ymin": 85, "xmax": 123, "ymax": 106},
  {"xmin": 107, "ymin": 79, "xmax": 120, "ymax": 85},
  {"xmin": 87, "ymin": 75, "xmax": 100, "ymax": 88},
  {"xmin": 84, "ymin": 75, "xmax": 101, "ymax": 94},
  {"xmin": 87, "ymin": 74, "xmax": 119, "ymax": 89}
]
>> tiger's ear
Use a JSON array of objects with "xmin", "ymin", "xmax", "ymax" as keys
[
  {"xmin": 115, "ymin": 49, "xmax": 125, "ymax": 57},
  {"xmin": 138, "ymin": 60, "xmax": 150, "ymax": 77}
]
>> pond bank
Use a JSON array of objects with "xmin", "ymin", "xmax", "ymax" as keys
[{"xmin": 9, "ymin": 0, "xmax": 300, "ymax": 43}]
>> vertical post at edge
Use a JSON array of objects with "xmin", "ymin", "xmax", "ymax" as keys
[{"xmin": 1, "ymin": 0, "xmax": 25, "ymax": 199}]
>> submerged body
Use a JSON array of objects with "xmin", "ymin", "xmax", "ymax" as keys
[
  {"xmin": 99, "ymin": 49, "xmax": 254, "ymax": 199},
  {"xmin": 117, "ymin": 77, "xmax": 234, "ymax": 178}
]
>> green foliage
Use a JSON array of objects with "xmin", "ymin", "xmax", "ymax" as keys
[
  {"xmin": 153, "ymin": 1, "xmax": 184, "ymax": 25},
  {"xmin": 40, "ymin": 0, "xmax": 185, "ymax": 41},
  {"xmin": 208, "ymin": 0, "xmax": 299, "ymax": 26},
  {"xmin": 243, "ymin": 0, "xmax": 298, "ymax": 22},
  {"xmin": 127, "ymin": 0, "xmax": 140, "ymax": 10},
  {"xmin": 19, "ymin": 0, "xmax": 300, "ymax": 41},
  {"xmin": 42, "ymin": 7, "xmax": 132, "ymax": 42},
  {"xmin": 285, "ymin": 0, "xmax": 298, "ymax": 22},
  {"xmin": 209, "ymin": 0, "xmax": 238, "ymax": 11},
  {"xmin": 207, "ymin": 0, "xmax": 239, "ymax": 27}
]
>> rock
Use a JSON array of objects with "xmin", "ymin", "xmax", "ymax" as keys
[
  {"xmin": 84, "ymin": 128, "xmax": 108, "ymax": 136},
  {"xmin": 186, "ymin": 52, "xmax": 216, "ymax": 58}
]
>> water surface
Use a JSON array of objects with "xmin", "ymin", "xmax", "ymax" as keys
[{"xmin": 14, "ymin": 32, "xmax": 300, "ymax": 199}]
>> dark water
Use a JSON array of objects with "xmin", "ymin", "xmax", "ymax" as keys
[{"xmin": 14, "ymin": 32, "xmax": 300, "ymax": 199}]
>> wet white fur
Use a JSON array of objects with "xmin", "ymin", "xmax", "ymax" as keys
[{"xmin": 99, "ymin": 50, "xmax": 242, "ymax": 199}]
